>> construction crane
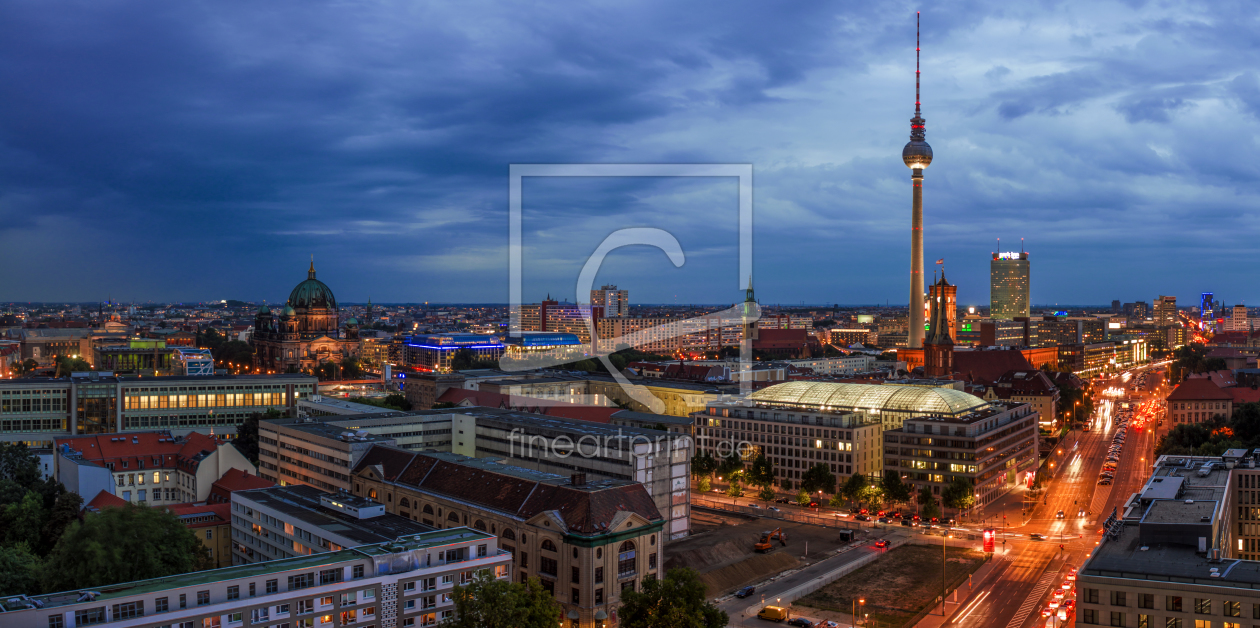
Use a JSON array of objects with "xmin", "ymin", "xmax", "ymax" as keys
[{"xmin": 754, "ymin": 528, "xmax": 787, "ymax": 553}]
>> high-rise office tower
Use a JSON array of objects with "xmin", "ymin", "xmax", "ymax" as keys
[
  {"xmin": 990, "ymin": 250, "xmax": 1030, "ymax": 320},
  {"xmin": 1154, "ymin": 295, "xmax": 1178, "ymax": 327},
  {"xmin": 1201, "ymin": 292, "xmax": 1215, "ymax": 325},
  {"xmin": 590, "ymin": 284, "xmax": 628, "ymax": 317},
  {"xmin": 902, "ymin": 12, "xmax": 933, "ymax": 348}
]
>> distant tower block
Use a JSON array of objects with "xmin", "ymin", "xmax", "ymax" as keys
[{"xmin": 903, "ymin": 12, "xmax": 933, "ymax": 348}]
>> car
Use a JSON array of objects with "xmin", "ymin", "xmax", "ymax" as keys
[
  {"xmin": 1056, "ymin": 510, "xmax": 1065, "ymax": 519},
  {"xmin": 1041, "ymin": 608, "xmax": 1055, "ymax": 618},
  {"xmin": 891, "ymin": 512, "xmax": 903, "ymax": 519},
  {"xmin": 877, "ymin": 517, "xmax": 891, "ymax": 524},
  {"xmin": 1063, "ymin": 600, "xmax": 1077, "ymax": 611},
  {"xmin": 875, "ymin": 540, "xmax": 889, "ymax": 548},
  {"xmin": 855, "ymin": 514, "xmax": 871, "ymax": 521},
  {"xmin": 735, "ymin": 586, "xmax": 756, "ymax": 598},
  {"xmin": 821, "ymin": 623, "xmax": 841, "ymax": 628},
  {"xmin": 1048, "ymin": 599, "xmax": 1061, "ymax": 609},
  {"xmin": 776, "ymin": 498, "xmax": 791, "ymax": 504},
  {"xmin": 807, "ymin": 502, "xmax": 820, "ymax": 508},
  {"xmin": 769, "ymin": 506, "xmax": 781, "ymax": 512},
  {"xmin": 1030, "ymin": 533, "xmax": 1047, "ymax": 540},
  {"xmin": 750, "ymin": 503, "xmax": 761, "ymax": 509},
  {"xmin": 1061, "ymin": 581, "xmax": 1073, "ymax": 590},
  {"xmin": 921, "ymin": 523, "xmax": 934, "ymax": 529},
  {"xmin": 1098, "ymin": 479, "xmax": 1112, "ymax": 485},
  {"xmin": 787, "ymin": 619, "xmax": 814, "ymax": 628},
  {"xmin": 1052, "ymin": 589, "xmax": 1066, "ymax": 599},
  {"xmin": 901, "ymin": 519, "xmax": 915, "ymax": 527},
  {"xmin": 877, "ymin": 510, "xmax": 887, "ymax": 517}
]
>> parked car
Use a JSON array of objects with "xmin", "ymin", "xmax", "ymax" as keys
[
  {"xmin": 769, "ymin": 506, "xmax": 781, "ymax": 512},
  {"xmin": 750, "ymin": 503, "xmax": 761, "ymax": 509},
  {"xmin": 875, "ymin": 540, "xmax": 889, "ymax": 548},
  {"xmin": 735, "ymin": 586, "xmax": 756, "ymax": 598},
  {"xmin": 901, "ymin": 519, "xmax": 915, "ymax": 527},
  {"xmin": 877, "ymin": 517, "xmax": 891, "ymax": 524},
  {"xmin": 854, "ymin": 514, "xmax": 871, "ymax": 521},
  {"xmin": 787, "ymin": 619, "xmax": 814, "ymax": 628}
]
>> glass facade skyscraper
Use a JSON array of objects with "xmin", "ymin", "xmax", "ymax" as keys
[{"xmin": 990, "ymin": 251, "xmax": 1030, "ymax": 320}]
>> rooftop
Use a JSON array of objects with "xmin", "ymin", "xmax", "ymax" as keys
[
  {"xmin": 233, "ymin": 485, "xmax": 432, "ymax": 545},
  {"xmin": 2, "ymin": 528, "xmax": 495, "ymax": 612},
  {"xmin": 747, "ymin": 381, "xmax": 990, "ymax": 416}
]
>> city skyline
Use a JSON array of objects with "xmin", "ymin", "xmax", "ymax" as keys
[{"xmin": 2, "ymin": 2, "xmax": 1258, "ymax": 305}]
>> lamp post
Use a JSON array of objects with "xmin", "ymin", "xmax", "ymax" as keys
[{"xmin": 941, "ymin": 533, "xmax": 948, "ymax": 616}]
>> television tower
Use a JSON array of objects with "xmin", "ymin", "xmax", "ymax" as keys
[{"xmin": 903, "ymin": 12, "xmax": 933, "ymax": 348}]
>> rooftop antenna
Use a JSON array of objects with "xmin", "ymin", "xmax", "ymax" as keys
[{"xmin": 1021, "ymin": 238, "xmax": 1025, "ymax": 254}]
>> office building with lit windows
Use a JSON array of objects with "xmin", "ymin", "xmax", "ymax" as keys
[
  {"xmin": 0, "ymin": 527, "xmax": 510, "ymax": 628},
  {"xmin": 402, "ymin": 334, "xmax": 504, "ymax": 372},
  {"xmin": 0, "ymin": 372, "xmax": 313, "ymax": 449},
  {"xmin": 990, "ymin": 251, "xmax": 1031, "ymax": 320},
  {"xmin": 882, "ymin": 400, "xmax": 1039, "ymax": 507}
]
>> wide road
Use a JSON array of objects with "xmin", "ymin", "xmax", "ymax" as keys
[{"xmin": 950, "ymin": 370, "xmax": 1161, "ymax": 628}]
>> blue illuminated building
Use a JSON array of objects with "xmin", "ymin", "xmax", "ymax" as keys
[{"xmin": 403, "ymin": 334, "xmax": 504, "ymax": 372}]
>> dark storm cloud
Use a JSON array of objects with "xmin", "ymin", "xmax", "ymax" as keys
[{"xmin": 0, "ymin": 0, "xmax": 1256, "ymax": 304}]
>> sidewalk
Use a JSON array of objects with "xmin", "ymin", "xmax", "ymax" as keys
[{"xmin": 913, "ymin": 552, "xmax": 1008, "ymax": 628}]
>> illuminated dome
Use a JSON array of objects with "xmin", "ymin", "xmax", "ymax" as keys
[
  {"xmin": 902, "ymin": 139, "xmax": 933, "ymax": 169},
  {"xmin": 749, "ymin": 381, "xmax": 987, "ymax": 416},
  {"xmin": 288, "ymin": 262, "xmax": 337, "ymax": 310},
  {"xmin": 281, "ymin": 305, "xmax": 296, "ymax": 317}
]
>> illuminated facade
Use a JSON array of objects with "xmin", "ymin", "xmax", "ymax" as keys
[
  {"xmin": 252, "ymin": 262, "xmax": 361, "ymax": 372},
  {"xmin": 1154, "ymin": 295, "xmax": 1178, "ymax": 327},
  {"xmin": 590, "ymin": 284, "xmax": 628, "ymax": 317},
  {"xmin": 990, "ymin": 251, "xmax": 1030, "ymax": 320},
  {"xmin": 403, "ymin": 334, "xmax": 504, "ymax": 372}
]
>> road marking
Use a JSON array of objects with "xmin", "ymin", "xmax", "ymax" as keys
[
  {"xmin": 956, "ymin": 589, "xmax": 990, "ymax": 624},
  {"xmin": 1006, "ymin": 571, "xmax": 1059, "ymax": 628}
]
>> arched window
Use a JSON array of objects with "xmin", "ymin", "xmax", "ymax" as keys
[
  {"xmin": 503, "ymin": 529, "xmax": 516, "ymax": 541},
  {"xmin": 596, "ymin": 547, "xmax": 602, "ymax": 560},
  {"xmin": 617, "ymin": 541, "xmax": 637, "ymax": 577},
  {"xmin": 423, "ymin": 504, "xmax": 434, "ymax": 515},
  {"xmin": 368, "ymin": 488, "xmax": 377, "ymax": 499},
  {"xmin": 541, "ymin": 539, "xmax": 557, "ymax": 552},
  {"xmin": 447, "ymin": 512, "xmax": 460, "ymax": 523},
  {"xmin": 473, "ymin": 520, "xmax": 487, "ymax": 531},
  {"xmin": 650, "ymin": 534, "xmax": 656, "ymax": 546},
  {"xmin": 399, "ymin": 497, "xmax": 410, "ymax": 508}
]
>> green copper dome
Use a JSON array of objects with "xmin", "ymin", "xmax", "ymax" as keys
[
  {"xmin": 288, "ymin": 261, "xmax": 337, "ymax": 311},
  {"xmin": 281, "ymin": 305, "xmax": 296, "ymax": 316},
  {"xmin": 258, "ymin": 304, "xmax": 270, "ymax": 314},
  {"xmin": 345, "ymin": 317, "xmax": 359, "ymax": 325}
]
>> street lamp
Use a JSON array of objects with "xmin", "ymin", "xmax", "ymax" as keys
[{"xmin": 941, "ymin": 533, "xmax": 949, "ymax": 615}]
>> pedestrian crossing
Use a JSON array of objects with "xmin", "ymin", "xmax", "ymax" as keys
[
  {"xmin": 1006, "ymin": 571, "xmax": 1059, "ymax": 628},
  {"xmin": 1089, "ymin": 484, "xmax": 1112, "ymax": 515}
]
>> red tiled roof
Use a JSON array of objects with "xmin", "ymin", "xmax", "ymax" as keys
[
  {"xmin": 207, "ymin": 468, "xmax": 274, "ymax": 504},
  {"xmin": 1167, "ymin": 377, "xmax": 1233, "ymax": 401},
  {"xmin": 1229, "ymin": 386, "xmax": 1260, "ymax": 405},
  {"xmin": 56, "ymin": 431, "xmax": 224, "ymax": 474},
  {"xmin": 952, "ymin": 350, "xmax": 1034, "ymax": 386},
  {"xmin": 85, "ymin": 490, "xmax": 128, "ymax": 512},
  {"xmin": 986, "ymin": 369, "xmax": 1059, "ymax": 400},
  {"xmin": 354, "ymin": 446, "xmax": 662, "ymax": 535}
]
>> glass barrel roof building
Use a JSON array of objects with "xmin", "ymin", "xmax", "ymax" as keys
[{"xmin": 745, "ymin": 381, "xmax": 996, "ymax": 430}]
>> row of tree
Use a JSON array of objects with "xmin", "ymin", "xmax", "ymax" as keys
[
  {"xmin": 445, "ymin": 567, "xmax": 726, "ymax": 628},
  {"xmin": 1156, "ymin": 401, "xmax": 1260, "ymax": 457},
  {"xmin": 692, "ymin": 450, "xmax": 977, "ymax": 518},
  {"xmin": 0, "ymin": 444, "xmax": 212, "ymax": 596}
]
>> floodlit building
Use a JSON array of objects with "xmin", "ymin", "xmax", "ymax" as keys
[
  {"xmin": 402, "ymin": 334, "xmax": 504, "ymax": 372},
  {"xmin": 1154, "ymin": 295, "xmax": 1179, "ymax": 327}
]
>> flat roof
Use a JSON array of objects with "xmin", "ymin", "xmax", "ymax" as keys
[
  {"xmin": 1142, "ymin": 499, "xmax": 1217, "ymax": 524},
  {"xmin": 5, "ymin": 528, "xmax": 495, "ymax": 612},
  {"xmin": 233, "ymin": 485, "xmax": 432, "ymax": 545}
]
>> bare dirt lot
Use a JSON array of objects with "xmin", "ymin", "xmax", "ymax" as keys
[
  {"xmin": 666, "ymin": 508, "xmax": 864, "ymax": 596},
  {"xmin": 796, "ymin": 544, "xmax": 987, "ymax": 628}
]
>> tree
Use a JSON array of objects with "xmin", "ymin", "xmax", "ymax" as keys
[
  {"xmin": 690, "ymin": 451, "xmax": 718, "ymax": 478},
  {"xmin": 340, "ymin": 357, "xmax": 362, "ymax": 379},
  {"xmin": 881, "ymin": 470, "xmax": 912, "ymax": 505},
  {"xmin": 726, "ymin": 482, "xmax": 744, "ymax": 498},
  {"xmin": 800, "ymin": 463, "xmax": 836, "ymax": 495},
  {"xmin": 858, "ymin": 483, "xmax": 885, "ymax": 507},
  {"xmin": 53, "ymin": 356, "xmax": 91, "ymax": 375},
  {"xmin": 38, "ymin": 492, "xmax": 82, "ymax": 556},
  {"xmin": 941, "ymin": 477, "xmax": 976, "ymax": 513},
  {"xmin": 384, "ymin": 394, "xmax": 412, "ymax": 411},
  {"xmin": 796, "ymin": 488, "xmax": 811, "ymax": 506},
  {"xmin": 828, "ymin": 493, "xmax": 845, "ymax": 508},
  {"xmin": 697, "ymin": 476, "xmax": 710, "ymax": 493},
  {"xmin": 619, "ymin": 567, "xmax": 728, "ymax": 628},
  {"xmin": 746, "ymin": 453, "xmax": 775, "ymax": 487},
  {"xmin": 450, "ymin": 348, "xmax": 497, "ymax": 371},
  {"xmin": 442, "ymin": 570, "xmax": 560, "ymax": 628},
  {"xmin": 840, "ymin": 473, "xmax": 867, "ymax": 502},
  {"xmin": 0, "ymin": 544, "xmax": 40, "ymax": 596},
  {"xmin": 2, "ymin": 491, "xmax": 45, "ymax": 548},
  {"xmin": 757, "ymin": 484, "xmax": 776, "ymax": 502},
  {"xmin": 213, "ymin": 341, "xmax": 254, "ymax": 368},
  {"xmin": 780, "ymin": 478, "xmax": 793, "ymax": 491},
  {"xmin": 917, "ymin": 486, "xmax": 940, "ymax": 519},
  {"xmin": 716, "ymin": 452, "xmax": 744, "ymax": 479},
  {"xmin": 235, "ymin": 408, "xmax": 281, "ymax": 465},
  {"xmin": 10, "ymin": 359, "xmax": 39, "ymax": 377},
  {"xmin": 41, "ymin": 504, "xmax": 211, "ymax": 593}
]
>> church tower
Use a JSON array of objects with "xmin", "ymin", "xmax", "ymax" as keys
[
  {"xmin": 741, "ymin": 278, "xmax": 759, "ymax": 343},
  {"xmin": 923, "ymin": 270, "xmax": 955, "ymax": 378}
]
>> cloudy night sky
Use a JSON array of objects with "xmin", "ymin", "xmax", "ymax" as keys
[{"xmin": 1, "ymin": 1, "xmax": 1256, "ymax": 308}]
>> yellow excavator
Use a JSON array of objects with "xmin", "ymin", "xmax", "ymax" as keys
[{"xmin": 754, "ymin": 528, "xmax": 787, "ymax": 553}]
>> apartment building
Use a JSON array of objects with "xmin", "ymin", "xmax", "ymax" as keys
[
  {"xmin": 882, "ymin": 400, "xmax": 1039, "ymax": 507},
  {"xmin": 979, "ymin": 369, "xmax": 1060, "ymax": 429},
  {"xmin": 0, "ymin": 528, "xmax": 510, "ymax": 628},
  {"xmin": 230, "ymin": 485, "xmax": 432, "ymax": 564},
  {"xmin": 55, "ymin": 431, "xmax": 255, "ymax": 505},
  {"xmin": 783, "ymin": 354, "xmax": 877, "ymax": 376},
  {"xmin": 352, "ymin": 446, "xmax": 664, "ymax": 628}
]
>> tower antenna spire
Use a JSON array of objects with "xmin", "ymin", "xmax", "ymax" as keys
[{"xmin": 916, "ymin": 11, "xmax": 921, "ymax": 116}]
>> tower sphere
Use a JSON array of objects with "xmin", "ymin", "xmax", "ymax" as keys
[{"xmin": 903, "ymin": 137, "xmax": 933, "ymax": 169}]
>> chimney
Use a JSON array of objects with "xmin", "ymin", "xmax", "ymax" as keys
[{"xmin": 571, "ymin": 473, "xmax": 586, "ymax": 487}]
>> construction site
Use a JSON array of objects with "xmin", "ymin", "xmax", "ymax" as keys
[{"xmin": 665, "ymin": 507, "xmax": 864, "ymax": 596}]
